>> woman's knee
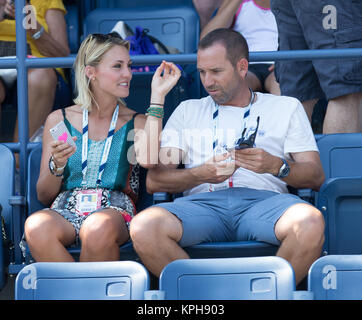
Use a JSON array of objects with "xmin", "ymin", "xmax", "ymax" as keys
[
  {"xmin": 24, "ymin": 210, "xmax": 73, "ymax": 246},
  {"xmin": 80, "ymin": 211, "xmax": 128, "ymax": 250}
]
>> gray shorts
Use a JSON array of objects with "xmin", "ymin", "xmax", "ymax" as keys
[
  {"xmin": 271, "ymin": 0, "xmax": 362, "ymax": 101},
  {"xmin": 155, "ymin": 187, "xmax": 308, "ymax": 247}
]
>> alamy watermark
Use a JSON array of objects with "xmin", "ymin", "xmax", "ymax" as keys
[
  {"xmin": 322, "ymin": 264, "xmax": 337, "ymax": 290},
  {"xmin": 11, "ymin": 4, "xmax": 37, "ymax": 30},
  {"xmin": 22, "ymin": 264, "xmax": 37, "ymax": 290},
  {"xmin": 322, "ymin": 5, "xmax": 337, "ymax": 30}
]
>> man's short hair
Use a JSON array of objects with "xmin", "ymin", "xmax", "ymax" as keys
[{"xmin": 198, "ymin": 28, "xmax": 249, "ymax": 66}]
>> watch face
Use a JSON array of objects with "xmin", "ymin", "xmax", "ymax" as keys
[
  {"xmin": 50, "ymin": 159, "xmax": 55, "ymax": 170},
  {"xmin": 281, "ymin": 167, "xmax": 290, "ymax": 177},
  {"xmin": 278, "ymin": 160, "xmax": 290, "ymax": 178}
]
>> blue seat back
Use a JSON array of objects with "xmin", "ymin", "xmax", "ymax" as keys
[
  {"xmin": 0, "ymin": 144, "xmax": 14, "ymax": 288},
  {"xmin": 15, "ymin": 261, "xmax": 150, "ymax": 300},
  {"xmin": 308, "ymin": 255, "xmax": 362, "ymax": 300},
  {"xmin": 0, "ymin": 144, "xmax": 15, "ymax": 240},
  {"xmin": 83, "ymin": 6, "xmax": 199, "ymax": 53},
  {"xmin": 159, "ymin": 256, "xmax": 295, "ymax": 300},
  {"xmin": 317, "ymin": 133, "xmax": 362, "ymax": 180},
  {"xmin": 316, "ymin": 133, "xmax": 362, "ymax": 255},
  {"xmin": 94, "ymin": 0, "xmax": 193, "ymax": 8},
  {"xmin": 27, "ymin": 144, "xmax": 44, "ymax": 215},
  {"xmin": 65, "ymin": 5, "xmax": 80, "ymax": 54},
  {"xmin": 318, "ymin": 177, "xmax": 362, "ymax": 254}
]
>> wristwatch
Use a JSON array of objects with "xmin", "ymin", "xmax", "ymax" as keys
[
  {"xmin": 277, "ymin": 158, "xmax": 290, "ymax": 178},
  {"xmin": 49, "ymin": 156, "xmax": 65, "ymax": 177}
]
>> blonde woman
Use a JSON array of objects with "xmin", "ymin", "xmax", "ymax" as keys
[{"xmin": 24, "ymin": 33, "xmax": 181, "ymax": 262}]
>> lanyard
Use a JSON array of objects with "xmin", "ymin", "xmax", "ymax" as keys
[
  {"xmin": 81, "ymin": 104, "xmax": 119, "ymax": 186},
  {"xmin": 209, "ymin": 89, "xmax": 255, "ymax": 191}
]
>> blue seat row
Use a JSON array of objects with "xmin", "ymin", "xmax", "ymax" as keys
[
  {"xmin": 15, "ymin": 254, "xmax": 362, "ymax": 300},
  {"xmin": 15, "ymin": 256, "xmax": 295, "ymax": 300}
]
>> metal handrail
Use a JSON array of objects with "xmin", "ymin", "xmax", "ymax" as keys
[{"xmin": 1, "ymin": 47, "xmax": 362, "ymax": 70}]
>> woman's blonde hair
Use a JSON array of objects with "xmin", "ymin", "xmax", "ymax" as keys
[{"xmin": 73, "ymin": 33, "xmax": 130, "ymax": 111}]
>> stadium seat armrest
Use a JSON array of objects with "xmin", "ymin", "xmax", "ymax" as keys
[
  {"xmin": 292, "ymin": 290, "xmax": 314, "ymax": 300},
  {"xmin": 153, "ymin": 192, "xmax": 172, "ymax": 204},
  {"xmin": 297, "ymin": 188, "xmax": 315, "ymax": 204},
  {"xmin": 8, "ymin": 196, "xmax": 26, "ymax": 206},
  {"xmin": 144, "ymin": 290, "xmax": 166, "ymax": 300}
]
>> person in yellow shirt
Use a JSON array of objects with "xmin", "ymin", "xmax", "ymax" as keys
[{"xmin": 0, "ymin": 0, "xmax": 70, "ymax": 142}]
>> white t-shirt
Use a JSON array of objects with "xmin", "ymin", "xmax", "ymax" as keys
[
  {"xmin": 161, "ymin": 93, "xmax": 318, "ymax": 196},
  {"xmin": 233, "ymin": 0, "xmax": 278, "ymax": 64}
]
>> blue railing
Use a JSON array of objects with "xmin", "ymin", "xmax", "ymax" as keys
[{"xmin": 1, "ymin": 0, "xmax": 362, "ymax": 270}]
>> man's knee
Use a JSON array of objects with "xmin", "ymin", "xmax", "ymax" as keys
[
  {"xmin": 130, "ymin": 207, "xmax": 182, "ymax": 247},
  {"xmin": 277, "ymin": 204, "xmax": 325, "ymax": 247}
]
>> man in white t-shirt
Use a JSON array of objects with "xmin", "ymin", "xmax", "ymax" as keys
[{"xmin": 130, "ymin": 28, "xmax": 325, "ymax": 285}]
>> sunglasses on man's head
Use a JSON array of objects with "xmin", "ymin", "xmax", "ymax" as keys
[{"xmin": 234, "ymin": 116, "xmax": 260, "ymax": 150}]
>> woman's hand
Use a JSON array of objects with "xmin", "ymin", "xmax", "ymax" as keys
[
  {"xmin": 50, "ymin": 137, "xmax": 77, "ymax": 169},
  {"xmin": 150, "ymin": 61, "xmax": 181, "ymax": 102}
]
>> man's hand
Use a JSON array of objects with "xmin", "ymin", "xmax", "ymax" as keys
[
  {"xmin": 232, "ymin": 147, "xmax": 282, "ymax": 176},
  {"xmin": 191, "ymin": 152, "xmax": 237, "ymax": 184},
  {"xmin": 3, "ymin": 0, "xmax": 15, "ymax": 19}
]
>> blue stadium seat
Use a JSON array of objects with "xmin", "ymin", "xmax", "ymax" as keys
[
  {"xmin": 308, "ymin": 255, "xmax": 362, "ymax": 300},
  {"xmin": 317, "ymin": 177, "xmax": 362, "ymax": 255},
  {"xmin": 184, "ymin": 241, "xmax": 278, "ymax": 259},
  {"xmin": 317, "ymin": 133, "xmax": 362, "ymax": 180},
  {"xmin": 65, "ymin": 5, "xmax": 80, "ymax": 54},
  {"xmin": 83, "ymin": 6, "xmax": 199, "ymax": 53},
  {"xmin": 94, "ymin": 0, "xmax": 193, "ymax": 9},
  {"xmin": 158, "ymin": 256, "xmax": 296, "ymax": 300},
  {"xmin": 315, "ymin": 133, "xmax": 362, "ymax": 255},
  {"xmin": 15, "ymin": 261, "xmax": 150, "ymax": 300},
  {"xmin": 0, "ymin": 144, "xmax": 15, "ymax": 289},
  {"xmin": 26, "ymin": 144, "xmax": 153, "ymax": 262}
]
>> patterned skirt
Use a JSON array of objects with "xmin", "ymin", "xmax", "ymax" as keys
[{"xmin": 50, "ymin": 187, "xmax": 136, "ymax": 242}]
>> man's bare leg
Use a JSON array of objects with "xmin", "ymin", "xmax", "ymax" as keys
[
  {"xmin": 130, "ymin": 206, "xmax": 189, "ymax": 277},
  {"xmin": 323, "ymin": 92, "xmax": 362, "ymax": 134},
  {"xmin": 275, "ymin": 203, "xmax": 325, "ymax": 285}
]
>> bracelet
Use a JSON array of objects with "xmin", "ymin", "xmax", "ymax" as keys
[
  {"xmin": 146, "ymin": 106, "xmax": 164, "ymax": 118},
  {"xmin": 149, "ymin": 102, "xmax": 164, "ymax": 107},
  {"xmin": 32, "ymin": 26, "xmax": 45, "ymax": 40}
]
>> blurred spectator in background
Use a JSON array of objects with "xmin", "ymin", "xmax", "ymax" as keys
[
  {"xmin": 271, "ymin": 0, "xmax": 362, "ymax": 133},
  {"xmin": 0, "ymin": 0, "xmax": 70, "ymax": 142},
  {"xmin": 201, "ymin": 0, "xmax": 280, "ymax": 95},
  {"xmin": 192, "ymin": 0, "xmax": 223, "ymax": 30}
]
